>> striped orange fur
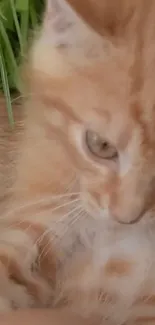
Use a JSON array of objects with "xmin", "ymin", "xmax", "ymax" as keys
[{"xmin": 1, "ymin": 1, "xmax": 155, "ymax": 324}]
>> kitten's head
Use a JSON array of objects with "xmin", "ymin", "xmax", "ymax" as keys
[{"xmin": 26, "ymin": 0, "xmax": 155, "ymax": 225}]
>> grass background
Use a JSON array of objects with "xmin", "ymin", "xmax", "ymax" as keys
[{"xmin": 0, "ymin": 0, "xmax": 44, "ymax": 125}]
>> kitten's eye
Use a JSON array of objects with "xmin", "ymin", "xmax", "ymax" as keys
[{"xmin": 85, "ymin": 130, "xmax": 118, "ymax": 160}]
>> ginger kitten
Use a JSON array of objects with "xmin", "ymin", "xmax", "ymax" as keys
[{"xmin": 1, "ymin": 0, "xmax": 155, "ymax": 324}]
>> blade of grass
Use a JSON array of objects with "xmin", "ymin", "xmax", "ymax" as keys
[
  {"xmin": 0, "ymin": 0, "xmax": 14, "ymax": 31},
  {"xmin": 0, "ymin": 0, "xmax": 44, "ymax": 124},
  {"xmin": 20, "ymin": 10, "xmax": 29, "ymax": 53},
  {"xmin": 30, "ymin": 2, "xmax": 38, "ymax": 29},
  {"xmin": 9, "ymin": 0, "xmax": 23, "ymax": 56},
  {"xmin": 16, "ymin": 0, "xmax": 29, "ymax": 53},
  {"xmin": 0, "ymin": 8, "xmax": 6, "ymax": 21},
  {"xmin": 0, "ymin": 20, "xmax": 20, "ymax": 90},
  {"xmin": 0, "ymin": 43, "xmax": 14, "ymax": 126},
  {"xmin": 15, "ymin": 0, "xmax": 29, "ymax": 11}
]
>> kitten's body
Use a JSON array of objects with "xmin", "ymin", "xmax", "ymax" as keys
[{"xmin": 1, "ymin": 1, "xmax": 155, "ymax": 324}]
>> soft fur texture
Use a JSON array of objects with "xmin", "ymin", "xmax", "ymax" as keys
[{"xmin": 1, "ymin": 0, "xmax": 155, "ymax": 324}]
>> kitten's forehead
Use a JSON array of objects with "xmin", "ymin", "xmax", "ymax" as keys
[
  {"xmin": 31, "ymin": 0, "xmax": 155, "ymax": 152},
  {"xmin": 54, "ymin": 63, "xmax": 155, "ymax": 157}
]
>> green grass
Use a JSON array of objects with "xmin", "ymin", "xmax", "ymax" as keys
[{"xmin": 0, "ymin": 0, "xmax": 44, "ymax": 125}]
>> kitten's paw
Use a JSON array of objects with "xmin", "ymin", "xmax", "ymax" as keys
[{"xmin": 0, "ymin": 224, "xmax": 55, "ymax": 310}]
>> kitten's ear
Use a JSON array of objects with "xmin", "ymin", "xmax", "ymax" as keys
[{"xmin": 41, "ymin": 0, "xmax": 110, "ymax": 61}]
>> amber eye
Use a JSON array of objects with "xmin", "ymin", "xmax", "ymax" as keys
[{"xmin": 85, "ymin": 130, "xmax": 118, "ymax": 160}]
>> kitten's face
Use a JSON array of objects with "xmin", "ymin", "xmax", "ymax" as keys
[{"xmin": 28, "ymin": 0, "xmax": 155, "ymax": 225}]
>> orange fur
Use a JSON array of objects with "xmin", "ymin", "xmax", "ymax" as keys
[{"xmin": 1, "ymin": 1, "xmax": 155, "ymax": 324}]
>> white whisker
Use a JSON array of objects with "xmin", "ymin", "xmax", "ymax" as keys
[
  {"xmin": 5, "ymin": 194, "xmax": 79, "ymax": 225},
  {"xmin": 36, "ymin": 204, "xmax": 83, "ymax": 267},
  {"xmin": 39, "ymin": 206, "xmax": 84, "ymax": 267}
]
